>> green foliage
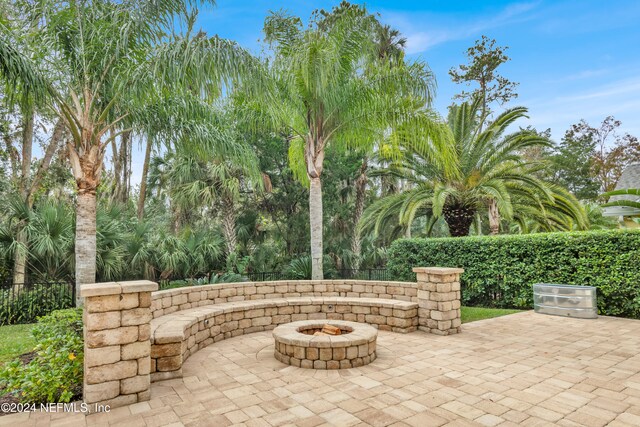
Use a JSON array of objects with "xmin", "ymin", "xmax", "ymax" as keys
[
  {"xmin": 0, "ymin": 308, "xmax": 83, "ymax": 403},
  {"xmin": 388, "ymin": 230, "xmax": 640, "ymax": 317}
]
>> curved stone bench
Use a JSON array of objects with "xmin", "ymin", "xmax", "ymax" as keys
[{"xmin": 150, "ymin": 296, "xmax": 418, "ymax": 381}]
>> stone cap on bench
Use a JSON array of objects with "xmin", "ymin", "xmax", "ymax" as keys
[
  {"xmin": 80, "ymin": 280, "xmax": 158, "ymax": 297},
  {"xmin": 412, "ymin": 267, "xmax": 464, "ymax": 275}
]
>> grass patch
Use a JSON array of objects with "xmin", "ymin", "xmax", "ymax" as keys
[
  {"xmin": 0, "ymin": 324, "xmax": 36, "ymax": 365},
  {"xmin": 461, "ymin": 306, "xmax": 521, "ymax": 324}
]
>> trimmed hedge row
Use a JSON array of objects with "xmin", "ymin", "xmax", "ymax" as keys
[{"xmin": 387, "ymin": 230, "xmax": 640, "ymax": 318}]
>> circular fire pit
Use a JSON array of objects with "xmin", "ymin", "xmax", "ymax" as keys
[{"xmin": 272, "ymin": 320, "xmax": 377, "ymax": 369}]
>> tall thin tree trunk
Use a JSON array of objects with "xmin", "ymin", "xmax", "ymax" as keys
[
  {"xmin": 75, "ymin": 192, "xmax": 97, "ymax": 306},
  {"xmin": 309, "ymin": 177, "xmax": 323, "ymax": 280},
  {"xmin": 488, "ymin": 199, "xmax": 500, "ymax": 235},
  {"xmin": 137, "ymin": 138, "xmax": 152, "ymax": 219},
  {"xmin": 12, "ymin": 110, "xmax": 35, "ymax": 290},
  {"xmin": 351, "ymin": 159, "xmax": 368, "ymax": 270},
  {"xmin": 221, "ymin": 195, "xmax": 237, "ymax": 257}
]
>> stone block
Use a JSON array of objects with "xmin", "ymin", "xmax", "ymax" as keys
[
  {"xmin": 313, "ymin": 360, "xmax": 326, "ymax": 369},
  {"xmin": 306, "ymin": 348, "xmax": 319, "ymax": 360},
  {"xmin": 157, "ymin": 356, "xmax": 182, "ymax": 372},
  {"xmin": 121, "ymin": 341, "xmax": 150, "ymax": 360},
  {"xmin": 84, "ymin": 381, "xmax": 120, "ymax": 403},
  {"xmin": 358, "ymin": 344, "xmax": 368, "ymax": 357},
  {"xmin": 120, "ymin": 375, "xmax": 150, "ymax": 394},
  {"xmin": 333, "ymin": 347, "xmax": 346, "ymax": 360},
  {"xmin": 85, "ymin": 346, "xmax": 121, "ymax": 368},
  {"xmin": 252, "ymin": 317, "xmax": 272, "ymax": 327},
  {"xmin": 86, "ymin": 294, "xmax": 138, "ymax": 313},
  {"xmin": 122, "ymin": 308, "xmax": 152, "ymax": 326},
  {"xmin": 327, "ymin": 360, "xmax": 340, "ymax": 370},
  {"xmin": 431, "ymin": 310, "xmax": 458, "ymax": 321},
  {"xmin": 319, "ymin": 348, "xmax": 332, "ymax": 361},
  {"xmin": 138, "ymin": 357, "xmax": 151, "ymax": 375},
  {"xmin": 86, "ymin": 312, "xmax": 120, "ymax": 331},
  {"xmin": 86, "ymin": 326, "xmax": 138, "ymax": 348},
  {"xmin": 437, "ymin": 301, "xmax": 453, "ymax": 312},
  {"xmin": 85, "ymin": 360, "xmax": 138, "ymax": 384},
  {"xmin": 365, "ymin": 315, "xmax": 386, "ymax": 325},
  {"xmin": 436, "ymin": 283, "xmax": 452, "ymax": 293}
]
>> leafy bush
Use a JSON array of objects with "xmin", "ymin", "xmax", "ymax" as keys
[
  {"xmin": 387, "ymin": 230, "xmax": 640, "ymax": 318},
  {"xmin": 284, "ymin": 256, "xmax": 337, "ymax": 279},
  {"xmin": 0, "ymin": 283, "xmax": 75, "ymax": 325},
  {"xmin": 0, "ymin": 308, "xmax": 83, "ymax": 403}
]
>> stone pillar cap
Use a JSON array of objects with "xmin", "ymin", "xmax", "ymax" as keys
[
  {"xmin": 412, "ymin": 267, "xmax": 464, "ymax": 274},
  {"xmin": 80, "ymin": 280, "xmax": 158, "ymax": 297}
]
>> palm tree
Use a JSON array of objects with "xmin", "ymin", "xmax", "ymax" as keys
[
  {"xmin": 362, "ymin": 99, "xmax": 588, "ymax": 237},
  {"xmin": 1, "ymin": 1, "xmax": 256, "ymax": 304},
  {"xmin": 375, "ymin": 24, "xmax": 407, "ymax": 63},
  {"xmin": 246, "ymin": 8, "xmax": 449, "ymax": 279}
]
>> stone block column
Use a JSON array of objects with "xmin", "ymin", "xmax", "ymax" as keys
[
  {"xmin": 81, "ymin": 280, "xmax": 157, "ymax": 411},
  {"xmin": 413, "ymin": 267, "xmax": 463, "ymax": 336}
]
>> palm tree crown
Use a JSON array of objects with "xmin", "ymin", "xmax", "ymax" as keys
[{"xmin": 362, "ymin": 99, "xmax": 588, "ymax": 237}]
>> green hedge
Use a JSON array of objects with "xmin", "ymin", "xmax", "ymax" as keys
[{"xmin": 387, "ymin": 230, "xmax": 640, "ymax": 318}]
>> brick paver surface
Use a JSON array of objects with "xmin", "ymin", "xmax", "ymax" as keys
[{"xmin": 3, "ymin": 311, "xmax": 640, "ymax": 426}]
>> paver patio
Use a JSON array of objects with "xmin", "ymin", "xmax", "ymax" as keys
[{"xmin": 3, "ymin": 310, "xmax": 640, "ymax": 426}]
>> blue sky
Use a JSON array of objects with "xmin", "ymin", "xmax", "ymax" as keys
[{"xmin": 195, "ymin": 0, "xmax": 640, "ymax": 140}]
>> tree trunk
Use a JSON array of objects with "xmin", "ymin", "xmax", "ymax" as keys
[
  {"xmin": 19, "ymin": 111, "xmax": 34, "ymax": 197},
  {"xmin": 12, "ymin": 230, "xmax": 28, "ymax": 292},
  {"xmin": 75, "ymin": 192, "xmax": 97, "ymax": 306},
  {"xmin": 351, "ymin": 159, "xmax": 368, "ymax": 270},
  {"xmin": 12, "ymin": 110, "xmax": 35, "ymax": 290},
  {"xmin": 309, "ymin": 177, "xmax": 323, "ymax": 280},
  {"xmin": 137, "ymin": 138, "xmax": 152, "ymax": 219},
  {"xmin": 488, "ymin": 199, "xmax": 500, "ymax": 235},
  {"xmin": 221, "ymin": 195, "xmax": 237, "ymax": 257},
  {"xmin": 443, "ymin": 204, "xmax": 476, "ymax": 237},
  {"xmin": 68, "ymin": 140, "xmax": 104, "ymax": 307}
]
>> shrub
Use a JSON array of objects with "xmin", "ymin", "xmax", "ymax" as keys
[
  {"xmin": 0, "ymin": 308, "xmax": 83, "ymax": 403},
  {"xmin": 387, "ymin": 230, "xmax": 640, "ymax": 318}
]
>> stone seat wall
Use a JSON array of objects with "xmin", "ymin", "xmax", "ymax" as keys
[
  {"xmin": 150, "ymin": 296, "xmax": 418, "ymax": 381},
  {"xmin": 151, "ymin": 280, "xmax": 418, "ymax": 319}
]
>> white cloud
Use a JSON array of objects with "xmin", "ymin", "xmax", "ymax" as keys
[
  {"xmin": 521, "ymin": 75, "xmax": 640, "ymax": 140},
  {"xmin": 384, "ymin": 1, "xmax": 540, "ymax": 54}
]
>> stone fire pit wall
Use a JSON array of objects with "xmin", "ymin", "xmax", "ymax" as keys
[
  {"xmin": 273, "ymin": 320, "xmax": 377, "ymax": 369},
  {"xmin": 80, "ymin": 280, "xmax": 157, "ymax": 411}
]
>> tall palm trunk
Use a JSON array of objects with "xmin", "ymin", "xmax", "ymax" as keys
[
  {"xmin": 137, "ymin": 137, "xmax": 152, "ymax": 219},
  {"xmin": 488, "ymin": 199, "xmax": 500, "ymax": 235},
  {"xmin": 68, "ymin": 142, "xmax": 104, "ymax": 306},
  {"xmin": 221, "ymin": 195, "xmax": 237, "ymax": 257},
  {"xmin": 75, "ymin": 191, "xmax": 96, "ymax": 306},
  {"xmin": 309, "ymin": 177, "xmax": 323, "ymax": 280},
  {"xmin": 350, "ymin": 159, "xmax": 367, "ymax": 270}
]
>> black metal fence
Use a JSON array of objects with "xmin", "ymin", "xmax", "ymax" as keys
[
  {"xmin": 245, "ymin": 271, "xmax": 288, "ymax": 282},
  {"xmin": 0, "ymin": 280, "xmax": 75, "ymax": 326},
  {"xmin": 335, "ymin": 268, "xmax": 391, "ymax": 281}
]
